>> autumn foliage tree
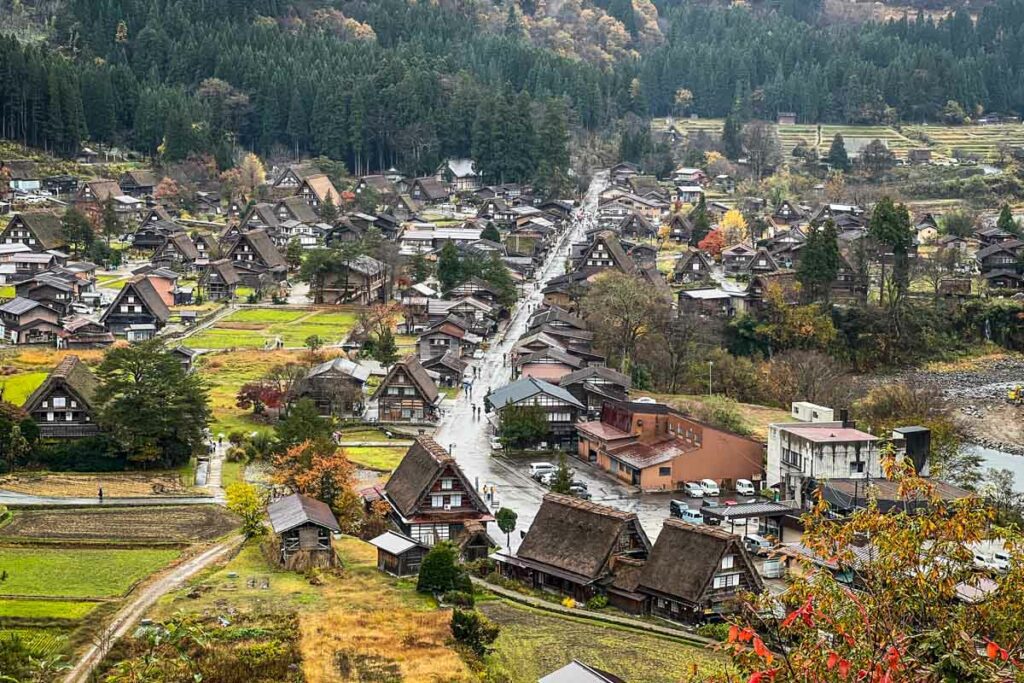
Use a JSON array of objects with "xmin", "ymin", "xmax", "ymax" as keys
[
  {"xmin": 698, "ymin": 229, "xmax": 726, "ymax": 257},
  {"xmin": 723, "ymin": 452, "xmax": 1024, "ymax": 683},
  {"xmin": 235, "ymin": 381, "xmax": 285, "ymax": 417},
  {"xmin": 273, "ymin": 439, "xmax": 363, "ymax": 532}
]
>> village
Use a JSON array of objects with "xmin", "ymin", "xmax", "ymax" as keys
[{"xmin": 0, "ymin": 131, "xmax": 1021, "ymax": 683}]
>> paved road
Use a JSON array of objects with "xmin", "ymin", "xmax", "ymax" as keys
[
  {"xmin": 64, "ymin": 536, "xmax": 244, "ymax": 683},
  {"xmin": 432, "ymin": 172, "xmax": 684, "ymax": 549}
]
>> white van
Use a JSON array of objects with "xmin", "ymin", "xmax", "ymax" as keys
[
  {"xmin": 700, "ymin": 479, "xmax": 720, "ymax": 496},
  {"xmin": 736, "ymin": 479, "xmax": 756, "ymax": 496},
  {"xmin": 683, "ymin": 482, "xmax": 705, "ymax": 498},
  {"xmin": 529, "ymin": 462, "xmax": 556, "ymax": 479},
  {"xmin": 679, "ymin": 509, "xmax": 704, "ymax": 525}
]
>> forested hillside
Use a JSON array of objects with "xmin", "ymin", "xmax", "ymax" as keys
[{"xmin": 7, "ymin": 0, "xmax": 1024, "ymax": 174}]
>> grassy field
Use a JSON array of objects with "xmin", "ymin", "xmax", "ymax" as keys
[
  {"xmin": 0, "ymin": 370, "xmax": 47, "ymax": 404},
  {"xmin": 187, "ymin": 307, "xmax": 360, "ymax": 350},
  {"xmin": 0, "ymin": 506, "xmax": 238, "ymax": 544},
  {"xmin": 199, "ymin": 349, "xmax": 302, "ymax": 437},
  {"xmin": 0, "ymin": 470, "xmax": 195, "ymax": 498},
  {"xmin": 344, "ymin": 446, "xmax": 406, "ymax": 471},
  {"xmin": 0, "ymin": 547, "xmax": 178, "ymax": 598},
  {"xmin": 0, "ymin": 628, "xmax": 69, "ymax": 657},
  {"xmin": 481, "ymin": 601, "xmax": 727, "ymax": 682},
  {"xmin": 0, "ymin": 598, "xmax": 99, "ymax": 620},
  {"xmin": 906, "ymin": 123, "xmax": 1024, "ymax": 161}
]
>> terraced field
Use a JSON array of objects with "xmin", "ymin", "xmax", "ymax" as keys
[
  {"xmin": 906, "ymin": 123, "xmax": 1024, "ymax": 161},
  {"xmin": 187, "ymin": 306, "xmax": 360, "ymax": 349}
]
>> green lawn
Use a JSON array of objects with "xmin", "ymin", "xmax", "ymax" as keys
[
  {"xmin": 0, "ymin": 598, "xmax": 98, "ymax": 619},
  {"xmin": 221, "ymin": 460, "xmax": 245, "ymax": 486},
  {"xmin": 0, "ymin": 547, "xmax": 178, "ymax": 598},
  {"xmin": 0, "ymin": 371, "xmax": 47, "ymax": 405},
  {"xmin": 481, "ymin": 601, "xmax": 727, "ymax": 682},
  {"xmin": 345, "ymin": 446, "xmax": 406, "ymax": 471},
  {"xmin": 0, "ymin": 628, "xmax": 68, "ymax": 657},
  {"xmin": 187, "ymin": 307, "xmax": 359, "ymax": 349}
]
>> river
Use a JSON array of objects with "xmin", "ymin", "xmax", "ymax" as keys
[{"xmin": 969, "ymin": 444, "xmax": 1024, "ymax": 492}]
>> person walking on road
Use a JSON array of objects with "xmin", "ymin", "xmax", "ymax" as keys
[{"xmin": 98, "ymin": 487, "xmax": 103, "ymax": 504}]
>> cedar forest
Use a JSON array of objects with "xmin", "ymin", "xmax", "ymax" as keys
[{"xmin": 9, "ymin": 0, "xmax": 1024, "ymax": 175}]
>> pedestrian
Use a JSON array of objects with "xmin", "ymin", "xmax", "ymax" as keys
[{"xmin": 98, "ymin": 486, "xmax": 103, "ymax": 504}]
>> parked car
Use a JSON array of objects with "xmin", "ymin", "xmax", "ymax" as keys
[
  {"xmin": 683, "ymin": 482, "xmax": 705, "ymax": 498},
  {"xmin": 569, "ymin": 484, "xmax": 592, "ymax": 500},
  {"xmin": 700, "ymin": 479, "xmax": 720, "ymax": 496},
  {"xmin": 529, "ymin": 462, "xmax": 556, "ymax": 479},
  {"xmin": 736, "ymin": 478, "xmax": 756, "ymax": 496},
  {"xmin": 490, "ymin": 438, "xmax": 503, "ymax": 451},
  {"xmin": 669, "ymin": 499, "xmax": 689, "ymax": 518},
  {"xmin": 993, "ymin": 550, "xmax": 1012, "ymax": 572},
  {"xmin": 679, "ymin": 508, "xmax": 704, "ymax": 525},
  {"xmin": 744, "ymin": 534, "xmax": 773, "ymax": 557},
  {"xmin": 539, "ymin": 469, "xmax": 576, "ymax": 486}
]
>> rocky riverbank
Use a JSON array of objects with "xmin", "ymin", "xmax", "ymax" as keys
[{"xmin": 904, "ymin": 355, "xmax": 1024, "ymax": 456}]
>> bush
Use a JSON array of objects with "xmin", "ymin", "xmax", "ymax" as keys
[
  {"xmin": 442, "ymin": 590, "xmax": 475, "ymax": 607},
  {"xmin": 697, "ymin": 622, "xmax": 731, "ymax": 641},
  {"xmin": 417, "ymin": 542, "xmax": 465, "ymax": 593},
  {"xmin": 450, "ymin": 609, "xmax": 500, "ymax": 656},
  {"xmin": 227, "ymin": 430, "xmax": 248, "ymax": 446},
  {"xmin": 465, "ymin": 557, "xmax": 496, "ymax": 578},
  {"xmin": 225, "ymin": 446, "xmax": 247, "ymax": 462},
  {"xmin": 585, "ymin": 595, "xmax": 608, "ymax": 609},
  {"xmin": 32, "ymin": 434, "xmax": 126, "ymax": 471}
]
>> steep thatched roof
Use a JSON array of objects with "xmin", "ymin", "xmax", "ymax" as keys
[
  {"xmin": 23, "ymin": 355, "xmax": 98, "ymax": 411},
  {"xmin": 384, "ymin": 436, "xmax": 490, "ymax": 520},
  {"xmin": 636, "ymin": 519, "xmax": 763, "ymax": 604},
  {"xmin": 517, "ymin": 493, "xmax": 650, "ymax": 582}
]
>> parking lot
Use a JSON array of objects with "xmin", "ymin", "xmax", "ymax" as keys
[{"xmin": 500, "ymin": 454, "xmax": 762, "ymax": 543}]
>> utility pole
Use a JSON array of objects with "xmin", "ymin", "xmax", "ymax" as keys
[{"xmin": 707, "ymin": 361, "xmax": 713, "ymax": 396}]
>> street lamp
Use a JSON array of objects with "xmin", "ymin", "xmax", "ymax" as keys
[{"xmin": 708, "ymin": 361, "xmax": 713, "ymax": 396}]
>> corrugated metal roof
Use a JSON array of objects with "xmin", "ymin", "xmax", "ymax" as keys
[{"xmin": 267, "ymin": 493, "xmax": 341, "ymax": 534}]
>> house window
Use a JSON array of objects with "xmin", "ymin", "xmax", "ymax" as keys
[
  {"xmin": 52, "ymin": 397, "xmax": 66, "ymax": 408},
  {"xmin": 850, "ymin": 461, "xmax": 865, "ymax": 475},
  {"xmin": 449, "ymin": 494, "xmax": 462, "ymax": 507},
  {"xmin": 658, "ymin": 467, "xmax": 671, "ymax": 476},
  {"xmin": 46, "ymin": 412, "xmax": 54, "ymax": 422},
  {"xmin": 721, "ymin": 555, "xmax": 735, "ymax": 570},
  {"xmin": 431, "ymin": 495, "xmax": 444, "ymax": 508},
  {"xmin": 713, "ymin": 573, "xmax": 740, "ymax": 589},
  {"xmin": 441, "ymin": 478, "xmax": 453, "ymax": 490}
]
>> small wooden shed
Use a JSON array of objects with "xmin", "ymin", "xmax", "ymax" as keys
[
  {"xmin": 368, "ymin": 531, "xmax": 428, "ymax": 576},
  {"xmin": 267, "ymin": 493, "xmax": 341, "ymax": 569}
]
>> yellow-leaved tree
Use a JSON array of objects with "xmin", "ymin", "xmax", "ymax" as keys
[{"xmin": 719, "ymin": 209, "xmax": 748, "ymax": 245}]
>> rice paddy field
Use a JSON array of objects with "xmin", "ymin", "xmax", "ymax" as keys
[
  {"xmin": 652, "ymin": 118, "xmax": 1024, "ymax": 164},
  {"xmin": 186, "ymin": 306, "xmax": 359, "ymax": 350},
  {"xmin": 0, "ymin": 547, "xmax": 179, "ymax": 598}
]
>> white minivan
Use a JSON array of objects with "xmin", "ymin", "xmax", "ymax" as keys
[
  {"xmin": 683, "ymin": 482, "xmax": 705, "ymax": 498},
  {"xmin": 679, "ymin": 508, "xmax": 704, "ymax": 525},
  {"xmin": 529, "ymin": 462, "xmax": 556, "ymax": 479},
  {"xmin": 736, "ymin": 479, "xmax": 756, "ymax": 496},
  {"xmin": 700, "ymin": 479, "xmax": 720, "ymax": 496}
]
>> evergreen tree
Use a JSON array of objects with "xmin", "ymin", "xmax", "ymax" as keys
[
  {"xmin": 722, "ymin": 114, "xmax": 743, "ymax": 160},
  {"xmin": 319, "ymin": 194, "xmax": 339, "ymax": 223},
  {"xmin": 61, "ymin": 208, "xmax": 94, "ymax": 255},
  {"xmin": 481, "ymin": 223, "xmax": 501, "ymax": 243},
  {"xmin": 997, "ymin": 204, "xmax": 1019, "ymax": 236},
  {"xmin": 550, "ymin": 454, "xmax": 573, "ymax": 494},
  {"xmin": 827, "ymin": 133, "xmax": 851, "ymax": 171},
  {"xmin": 437, "ymin": 241, "xmax": 462, "ymax": 292},
  {"xmin": 797, "ymin": 220, "xmax": 841, "ymax": 303},
  {"xmin": 689, "ymin": 195, "xmax": 712, "ymax": 246}
]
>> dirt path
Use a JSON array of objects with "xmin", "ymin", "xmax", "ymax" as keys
[{"xmin": 63, "ymin": 535, "xmax": 244, "ymax": 683}]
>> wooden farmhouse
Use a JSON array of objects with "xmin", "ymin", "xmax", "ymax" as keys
[
  {"xmin": 22, "ymin": 355, "xmax": 100, "ymax": 440},
  {"xmin": 371, "ymin": 355, "xmax": 441, "ymax": 423},
  {"xmin": 267, "ymin": 493, "xmax": 341, "ymax": 570},
  {"xmin": 380, "ymin": 436, "xmax": 494, "ymax": 559},
  {"xmin": 494, "ymin": 493, "xmax": 651, "ymax": 601},
  {"xmin": 99, "ymin": 275, "xmax": 171, "ymax": 337},
  {"xmin": 0, "ymin": 212, "xmax": 66, "ymax": 252}
]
